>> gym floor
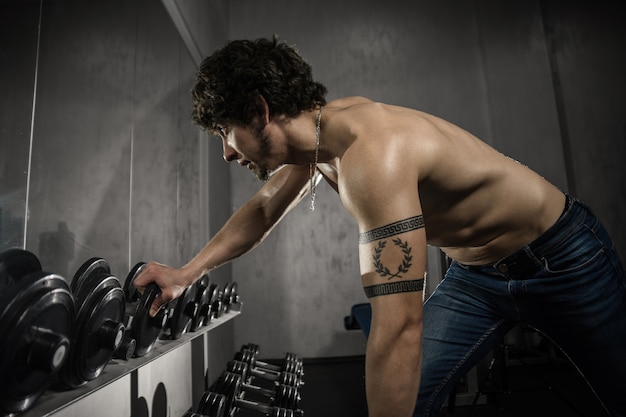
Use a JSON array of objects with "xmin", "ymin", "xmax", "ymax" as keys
[{"xmin": 291, "ymin": 353, "xmax": 608, "ymax": 417}]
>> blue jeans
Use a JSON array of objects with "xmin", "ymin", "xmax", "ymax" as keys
[{"xmin": 415, "ymin": 195, "xmax": 626, "ymax": 417}]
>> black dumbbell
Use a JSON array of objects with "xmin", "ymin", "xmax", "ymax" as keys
[
  {"xmin": 243, "ymin": 343, "xmax": 303, "ymax": 373},
  {"xmin": 199, "ymin": 278, "xmax": 222, "ymax": 327},
  {"xmin": 227, "ymin": 360, "xmax": 302, "ymax": 388},
  {"xmin": 209, "ymin": 370, "xmax": 301, "ymax": 410},
  {"xmin": 222, "ymin": 281, "xmax": 239, "ymax": 313},
  {"xmin": 0, "ymin": 248, "xmax": 74, "ymax": 415},
  {"xmin": 194, "ymin": 392, "xmax": 227, "ymax": 417},
  {"xmin": 56, "ymin": 257, "xmax": 126, "ymax": 388},
  {"xmin": 236, "ymin": 348, "xmax": 304, "ymax": 380},
  {"xmin": 163, "ymin": 281, "xmax": 198, "ymax": 340},
  {"xmin": 200, "ymin": 373, "xmax": 302, "ymax": 417},
  {"xmin": 119, "ymin": 262, "xmax": 168, "ymax": 357},
  {"xmin": 190, "ymin": 274, "xmax": 211, "ymax": 331},
  {"xmin": 210, "ymin": 283, "xmax": 224, "ymax": 319},
  {"xmin": 222, "ymin": 363, "xmax": 301, "ymax": 409}
]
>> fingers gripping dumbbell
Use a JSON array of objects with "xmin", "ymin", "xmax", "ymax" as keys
[
  {"xmin": 199, "ymin": 373, "xmax": 302, "ymax": 417},
  {"xmin": 223, "ymin": 363, "xmax": 301, "ymax": 410},
  {"xmin": 116, "ymin": 262, "xmax": 168, "ymax": 358},
  {"xmin": 227, "ymin": 360, "xmax": 302, "ymax": 389},
  {"xmin": 164, "ymin": 281, "xmax": 198, "ymax": 340}
]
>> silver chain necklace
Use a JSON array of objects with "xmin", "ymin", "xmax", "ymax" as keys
[{"xmin": 309, "ymin": 106, "xmax": 323, "ymax": 211}]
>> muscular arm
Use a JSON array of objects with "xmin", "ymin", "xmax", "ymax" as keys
[
  {"xmin": 360, "ymin": 216, "xmax": 426, "ymax": 417},
  {"xmin": 342, "ymin": 142, "xmax": 426, "ymax": 417},
  {"xmin": 134, "ymin": 164, "xmax": 312, "ymax": 315},
  {"xmin": 185, "ymin": 164, "xmax": 312, "ymax": 276}
]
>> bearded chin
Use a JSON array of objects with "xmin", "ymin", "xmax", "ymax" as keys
[
  {"xmin": 255, "ymin": 166, "xmax": 271, "ymax": 182},
  {"xmin": 254, "ymin": 125, "xmax": 272, "ymax": 182}
]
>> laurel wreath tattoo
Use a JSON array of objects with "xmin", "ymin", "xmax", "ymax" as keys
[{"xmin": 372, "ymin": 238, "xmax": 413, "ymax": 280}]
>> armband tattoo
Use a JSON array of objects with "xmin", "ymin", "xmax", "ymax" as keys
[
  {"xmin": 358, "ymin": 215, "xmax": 424, "ymax": 244},
  {"xmin": 363, "ymin": 278, "xmax": 425, "ymax": 298}
]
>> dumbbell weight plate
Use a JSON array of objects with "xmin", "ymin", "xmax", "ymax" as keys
[
  {"xmin": 197, "ymin": 391, "xmax": 226, "ymax": 417},
  {"xmin": 70, "ymin": 257, "xmax": 111, "ymax": 297},
  {"xmin": 242, "ymin": 343, "xmax": 260, "ymax": 355},
  {"xmin": 226, "ymin": 360, "xmax": 250, "ymax": 382},
  {"xmin": 274, "ymin": 384, "xmax": 301, "ymax": 410},
  {"xmin": 190, "ymin": 275, "xmax": 210, "ymax": 331},
  {"xmin": 0, "ymin": 248, "xmax": 42, "ymax": 290},
  {"xmin": 221, "ymin": 282, "xmax": 233, "ymax": 314},
  {"xmin": 58, "ymin": 259, "xmax": 125, "ymax": 388},
  {"xmin": 209, "ymin": 284, "xmax": 223, "ymax": 320},
  {"xmin": 229, "ymin": 282, "xmax": 238, "ymax": 305},
  {"xmin": 124, "ymin": 262, "xmax": 167, "ymax": 357},
  {"xmin": 0, "ymin": 249, "xmax": 74, "ymax": 414},
  {"xmin": 123, "ymin": 262, "xmax": 145, "ymax": 303},
  {"xmin": 168, "ymin": 283, "xmax": 198, "ymax": 339},
  {"xmin": 213, "ymin": 372, "xmax": 240, "ymax": 412}
]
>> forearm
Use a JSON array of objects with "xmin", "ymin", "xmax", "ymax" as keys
[
  {"xmin": 182, "ymin": 166, "xmax": 311, "ymax": 282},
  {"xmin": 180, "ymin": 200, "xmax": 277, "ymax": 283},
  {"xmin": 366, "ymin": 323, "xmax": 423, "ymax": 417}
]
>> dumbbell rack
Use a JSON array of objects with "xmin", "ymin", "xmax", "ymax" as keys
[{"xmin": 17, "ymin": 302, "xmax": 242, "ymax": 417}]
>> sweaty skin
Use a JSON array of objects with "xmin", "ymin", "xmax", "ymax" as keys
[{"xmin": 134, "ymin": 96, "xmax": 565, "ymax": 417}]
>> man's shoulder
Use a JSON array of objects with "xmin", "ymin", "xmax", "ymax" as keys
[{"xmin": 326, "ymin": 96, "xmax": 375, "ymax": 109}]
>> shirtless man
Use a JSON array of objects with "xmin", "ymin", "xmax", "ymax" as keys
[{"xmin": 134, "ymin": 37, "xmax": 626, "ymax": 417}]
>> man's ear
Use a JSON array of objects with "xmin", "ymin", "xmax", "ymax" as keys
[{"xmin": 257, "ymin": 94, "xmax": 270, "ymax": 126}]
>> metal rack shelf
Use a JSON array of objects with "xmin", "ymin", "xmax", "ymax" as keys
[{"xmin": 19, "ymin": 303, "xmax": 242, "ymax": 417}]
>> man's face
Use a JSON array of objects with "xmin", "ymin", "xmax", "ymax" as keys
[{"xmin": 218, "ymin": 122, "xmax": 273, "ymax": 181}]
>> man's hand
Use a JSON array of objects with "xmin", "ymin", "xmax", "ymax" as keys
[{"xmin": 132, "ymin": 262, "xmax": 190, "ymax": 317}]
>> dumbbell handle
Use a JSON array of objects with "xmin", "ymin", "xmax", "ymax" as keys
[
  {"xmin": 254, "ymin": 358, "xmax": 285, "ymax": 373},
  {"xmin": 232, "ymin": 396, "xmax": 295, "ymax": 417},
  {"xmin": 249, "ymin": 366, "xmax": 286, "ymax": 383},
  {"xmin": 241, "ymin": 380, "xmax": 283, "ymax": 400},
  {"xmin": 250, "ymin": 367, "xmax": 304, "ymax": 388}
]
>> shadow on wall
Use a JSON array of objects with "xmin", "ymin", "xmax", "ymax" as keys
[
  {"xmin": 0, "ymin": 192, "xmax": 26, "ymax": 251},
  {"xmin": 38, "ymin": 222, "xmax": 75, "ymax": 280}
]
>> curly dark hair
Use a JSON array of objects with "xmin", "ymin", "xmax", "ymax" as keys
[{"xmin": 191, "ymin": 36, "xmax": 327, "ymax": 134}]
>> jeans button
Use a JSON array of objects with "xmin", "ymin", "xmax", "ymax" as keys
[{"xmin": 497, "ymin": 263, "xmax": 508, "ymax": 274}]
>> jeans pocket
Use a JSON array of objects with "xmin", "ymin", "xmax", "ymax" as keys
[{"xmin": 542, "ymin": 246, "xmax": 604, "ymax": 274}]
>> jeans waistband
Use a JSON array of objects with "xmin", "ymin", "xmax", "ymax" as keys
[{"xmin": 458, "ymin": 194, "xmax": 587, "ymax": 279}]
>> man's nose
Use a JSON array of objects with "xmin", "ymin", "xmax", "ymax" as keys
[{"xmin": 222, "ymin": 141, "xmax": 240, "ymax": 162}]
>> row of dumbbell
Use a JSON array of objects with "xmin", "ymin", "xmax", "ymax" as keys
[
  {"xmin": 185, "ymin": 343, "xmax": 305, "ymax": 417},
  {"xmin": 0, "ymin": 248, "xmax": 239, "ymax": 416},
  {"xmin": 117, "ymin": 262, "xmax": 240, "ymax": 359}
]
